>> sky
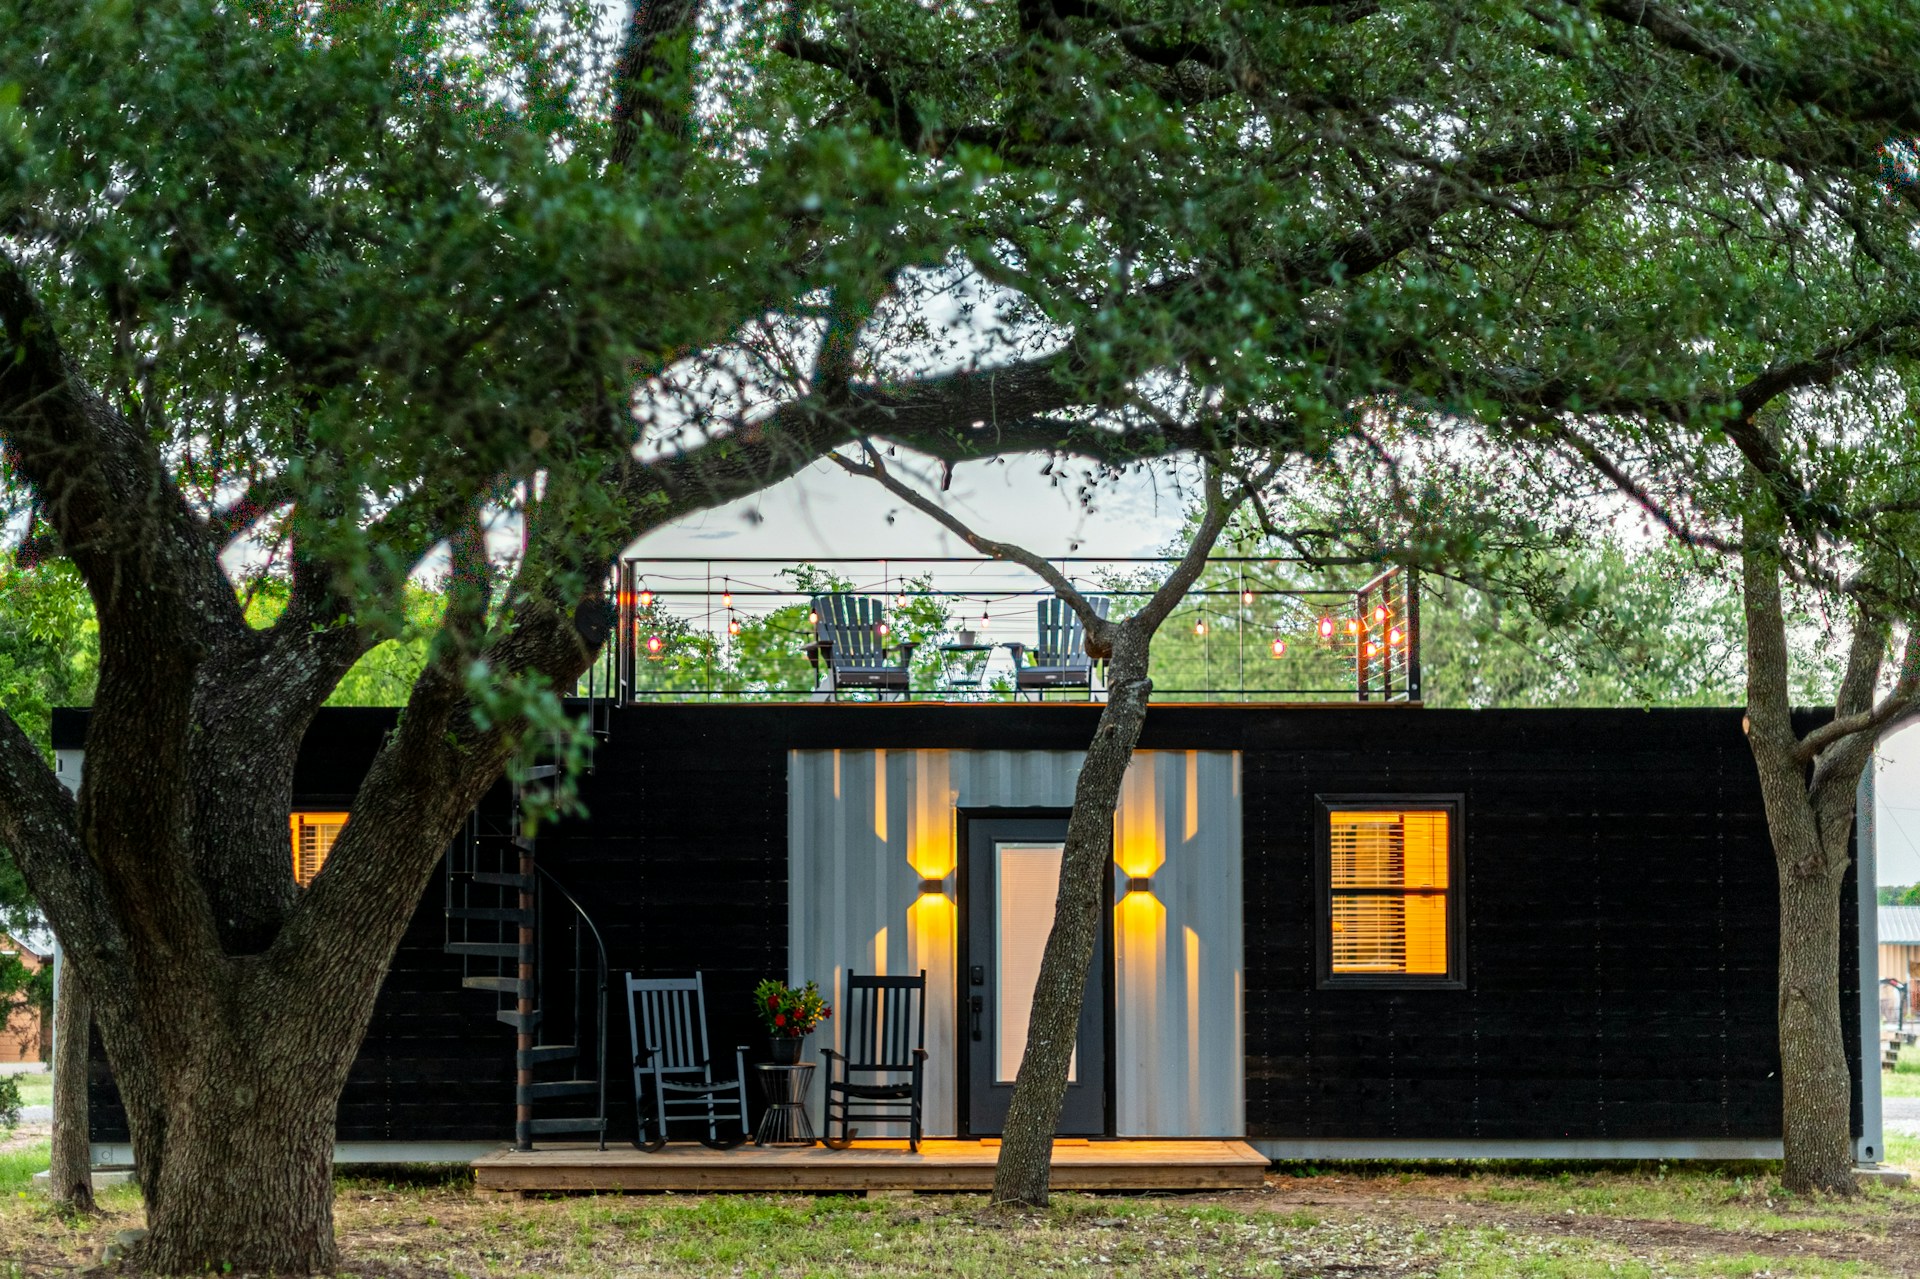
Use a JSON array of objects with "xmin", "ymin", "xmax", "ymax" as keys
[
  {"xmin": 1878, "ymin": 724, "xmax": 1920, "ymax": 885},
  {"xmin": 636, "ymin": 452, "xmax": 1192, "ymax": 560}
]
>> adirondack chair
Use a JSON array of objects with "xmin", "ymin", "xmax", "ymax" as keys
[
  {"xmin": 1006, "ymin": 595, "xmax": 1110, "ymax": 697},
  {"xmin": 625, "ymin": 972, "xmax": 751, "ymax": 1151},
  {"xmin": 821, "ymin": 972, "xmax": 928, "ymax": 1151},
  {"xmin": 807, "ymin": 594, "xmax": 917, "ymax": 699}
]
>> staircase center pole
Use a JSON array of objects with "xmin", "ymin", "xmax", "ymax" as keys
[{"xmin": 515, "ymin": 839, "xmax": 535, "ymax": 1151}]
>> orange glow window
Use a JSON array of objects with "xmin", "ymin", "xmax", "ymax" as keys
[
  {"xmin": 1328, "ymin": 808, "xmax": 1451, "ymax": 976},
  {"xmin": 290, "ymin": 812, "xmax": 348, "ymax": 888}
]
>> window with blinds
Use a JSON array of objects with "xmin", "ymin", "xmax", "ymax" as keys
[
  {"xmin": 1321, "ymin": 800, "xmax": 1460, "ymax": 985},
  {"xmin": 289, "ymin": 812, "xmax": 348, "ymax": 888}
]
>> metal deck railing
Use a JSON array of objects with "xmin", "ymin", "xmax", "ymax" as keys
[{"xmin": 580, "ymin": 557, "xmax": 1419, "ymax": 705}]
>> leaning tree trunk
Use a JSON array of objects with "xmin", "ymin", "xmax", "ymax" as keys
[
  {"xmin": 992, "ymin": 634, "xmax": 1154, "ymax": 1207},
  {"xmin": 1774, "ymin": 825, "xmax": 1856, "ymax": 1194},
  {"xmin": 49, "ymin": 955, "xmax": 94, "ymax": 1213}
]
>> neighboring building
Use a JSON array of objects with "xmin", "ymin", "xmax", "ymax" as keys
[
  {"xmin": 1881, "ymin": 905, "xmax": 1920, "ymax": 1025},
  {"xmin": 0, "ymin": 933, "xmax": 49, "ymax": 1064}
]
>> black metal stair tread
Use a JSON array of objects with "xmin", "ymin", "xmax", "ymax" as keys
[
  {"xmin": 472, "ymin": 872, "xmax": 535, "ymax": 889},
  {"xmin": 518, "ymin": 1045, "xmax": 578, "ymax": 1067},
  {"xmin": 447, "ymin": 906, "xmax": 533, "ymax": 923},
  {"xmin": 528, "ymin": 1080, "xmax": 601, "ymax": 1098},
  {"xmin": 462, "ymin": 976, "xmax": 531, "ymax": 994},
  {"xmin": 496, "ymin": 1010, "xmax": 542, "ymax": 1030},
  {"xmin": 527, "ymin": 1117, "xmax": 606, "ymax": 1135},
  {"xmin": 445, "ymin": 941, "xmax": 521, "ymax": 958}
]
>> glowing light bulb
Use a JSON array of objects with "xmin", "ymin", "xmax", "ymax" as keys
[
  {"xmin": 876, "ymin": 621, "xmax": 890, "ymax": 637},
  {"xmin": 1346, "ymin": 618, "xmax": 1360, "ymax": 636},
  {"xmin": 1194, "ymin": 618, "xmax": 1207, "ymax": 636},
  {"xmin": 1271, "ymin": 637, "xmax": 1287, "ymax": 658},
  {"xmin": 808, "ymin": 608, "xmax": 819, "ymax": 624},
  {"xmin": 1388, "ymin": 626, "xmax": 1404, "ymax": 646},
  {"xmin": 1364, "ymin": 641, "xmax": 1378, "ymax": 658},
  {"xmin": 895, "ymin": 593, "xmax": 907, "ymax": 607},
  {"xmin": 646, "ymin": 634, "xmax": 663, "ymax": 655},
  {"xmin": 1318, "ymin": 616, "xmax": 1335, "ymax": 640},
  {"xmin": 722, "ymin": 591, "xmax": 733, "ymax": 608},
  {"xmin": 727, "ymin": 614, "xmax": 740, "ymax": 636},
  {"xmin": 1374, "ymin": 604, "xmax": 1389, "ymax": 624},
  {"xmin": 639, "ymin": 588, "xmax": 654, "ymax": 608},
  {"xmin": 1242, "ymin": 589, "xmax": 1255, "ymax": 605}
]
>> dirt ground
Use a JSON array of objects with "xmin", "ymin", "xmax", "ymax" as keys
[{"xmin": 5, "ymin": 1134, "xmax": 1918, "ymax": 1278}]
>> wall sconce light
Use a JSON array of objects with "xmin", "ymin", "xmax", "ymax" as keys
[
  {"xmin": 919, "ymin": 877, "xmax": 947, "ymax": 896},
  {"xmin": 1125, "ymin": 875, "xmax": 1153, "ymax": 895}
]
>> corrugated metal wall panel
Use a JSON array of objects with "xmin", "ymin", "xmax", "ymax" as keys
[{"xmin": 790, "ymin": 749, "xmax": 1243, "ymax": 1138}]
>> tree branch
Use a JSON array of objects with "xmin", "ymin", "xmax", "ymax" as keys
[{"xmin": 1798, "ymin": 622, "xmax": 1920, "ymax": 763}]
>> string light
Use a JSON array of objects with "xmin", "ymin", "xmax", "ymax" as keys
[
  {"xmin": 1317, "ymin": 616, "xmax": 1335, "ymax": 640},
  {"xmin": 721, "ymin": 578, "xmax": 733, "ymax": 609},
  {"xmin": 895, "ymin": 592, "xmax": 907, "ymax": 607},
  {"xmin": 876, "ymin": 620, "xmax": 890, "ymax": 637},
  {"xmin": 646, "ymin": 634, "xmax": 664, "ymax": 656},
  {"xmin": 808, "ymin": 607, "xmax": 819, "ymax": 625},
  {"xmin": 727, "ymin": 613, "xmax": 741, "ymax": 636},
  {"xmin": 1346, "ymin": 618, "xmax": 1361, "ymax": 636},
  {"xmin": 1242, "ymin": 588, "xmax": 1255, "ymax": 605},
  {"xmin": 1364, "ymin": 640, "xmax": 1378, "ymax": 658},
  {"xmin": 1374, "ymin": 604, "xmax": 1389, "ymax": 624},
  {"xmin": 1271, "ymin": 636, "xmax": 1287, "ymax": 658},
  {"xmin": 638, "ymin": 585, "xmax": 654, "ymax": 608},
  {"xmin": 1194, "ymin": 617, "xmax": 1207, "ymax": 636},
  {"xmin": 1388, "ymin": 625, "xmax": 1404, "ymax": 647}
]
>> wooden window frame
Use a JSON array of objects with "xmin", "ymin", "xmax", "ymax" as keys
[{"xmin": 1315, "ymin": 794, "xmax": 1465, "ymax": 990}]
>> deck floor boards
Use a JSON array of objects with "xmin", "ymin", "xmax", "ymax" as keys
[{"xmin": 472, "ymin": 1139, "xmax": 1270, "ymax": 1193}]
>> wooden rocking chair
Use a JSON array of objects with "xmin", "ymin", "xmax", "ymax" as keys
[
  {"xmin": 624, "ymin": 972, "xmax": 751, "ymax": 1151},
  {"xmin": 822, "ymin": 971, "xmax": 927, "ymax": 1151}
]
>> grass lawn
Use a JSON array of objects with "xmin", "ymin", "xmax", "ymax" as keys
[
  {"xmin": 4, "ymin": 1144, "xmax": 1920, "ymax": 1278},
  {"xmin": 8, "ymin": 1071, "xmax": 51, "ymax": 1110},
  {"xmin": 1884, "ymin": 1044, "xmax": 1920, "ymax": 1098}
]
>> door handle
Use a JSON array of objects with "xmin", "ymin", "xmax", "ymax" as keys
[{"xmin": 970, "ymin": 995, "xmax": 983, "ymax": 1042}]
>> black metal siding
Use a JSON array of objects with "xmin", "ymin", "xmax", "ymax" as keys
[{"xmin": 83, "ymin": 703, "xmax": 1858, "ymax": 1146}]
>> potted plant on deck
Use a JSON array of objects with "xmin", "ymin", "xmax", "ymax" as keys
[{"xmin": 754, "ymin": 979, "xmax": 831, "ymax": 1064}]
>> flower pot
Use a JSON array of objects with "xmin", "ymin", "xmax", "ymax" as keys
[{"xmin": 770, "ymin": 1036, "xmax": 804, "ymax": 1065}]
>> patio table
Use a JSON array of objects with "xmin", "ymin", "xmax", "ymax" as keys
[{"xmin": 752, "ymin": 1062, "xmax": 818, "ymax": 1146}]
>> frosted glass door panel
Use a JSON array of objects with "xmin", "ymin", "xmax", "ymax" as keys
[{"xmin": 995, "ymin": 842, "xmax": 1077, "ymax": 1084}]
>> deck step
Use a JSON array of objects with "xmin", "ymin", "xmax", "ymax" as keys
[
  {"xmin": 528, "ymin": 1116, "xmax": 607, "ymax": 1135},
  {"xmin": 447, "ymin": 906, "xmax": 533, "ymax": 925},
  {"xmin": 465, "ymin": 976, "xmax": 530, "ymax": 996},
  {"xmin": 528, "ymin": 1080, "xmax": 600, "ymax": 1100},
  {"xmin": 473, "ymin": 872, "xmax": 534, "ymax": 890},
  {"xmin": 446, "ymin": 941, "xmax": 522, "ymax": 959},
  {"xmin": 496, "ymin": 1010, "xmax": 543, "ymax": 1031},
  {"xmin": 522, "ymin": 765, "xmax": 559, "ymax": 781},
  {"xmin": 518, "ymin": 1045, "xmax": 578, "ymax": 1069}
]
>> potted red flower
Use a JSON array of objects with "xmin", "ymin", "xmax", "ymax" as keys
[{"xmin": 753, "ymin": 978, "xmax": 830, "ymax": 1064}]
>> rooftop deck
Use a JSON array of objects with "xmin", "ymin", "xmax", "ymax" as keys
[
  {"xmin": 589, "ymin": 556, "xmax": 1419, "ymax": 705},
  {"xmin": 473, "ymin": 1139, "xmax": 1269, "ymax": 1194}
]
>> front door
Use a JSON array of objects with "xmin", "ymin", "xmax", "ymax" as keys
[{"xmin": 962, "ymin": 814, "xmax": 1110, "ymax": 1136}]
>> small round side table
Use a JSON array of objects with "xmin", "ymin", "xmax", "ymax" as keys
[{"xmin": 752, "ymin": 1061, "xmax": 818, "ymax": 1146}]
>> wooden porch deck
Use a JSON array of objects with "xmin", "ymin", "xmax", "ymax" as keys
[{"xmin": 472, "ymin": 1139, "xmax": 1270, "ymax": 1193}]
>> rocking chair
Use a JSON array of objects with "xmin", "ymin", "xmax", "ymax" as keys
[
  {"xmin": 822, "ymin": 971, "xmax": 928, "ymax": 1151},
  {"xmin": 624, "ymin": 972, "xmax": 751, "ymax": 1151}
]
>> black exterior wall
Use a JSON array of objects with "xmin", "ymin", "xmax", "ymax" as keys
[{"xmin": 55, "ymin": 702, "xmax": 1860, "ymax": 1147}]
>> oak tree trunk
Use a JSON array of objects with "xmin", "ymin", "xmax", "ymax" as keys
[
  {"xmin": 991, "ymin": 634, "xmax": 1152, "ymax": 1207},
  {"xmin": 1774, "ymin": 829, "xmax": 1855, "ymax": 1193},
  {"xmin": 49, "ymin": 955, "xmax": 94, "ymax": 1213}
]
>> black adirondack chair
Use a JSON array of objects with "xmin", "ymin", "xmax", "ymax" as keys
[
  {"xmin": 624, "ymin": 972, "xmax": 751, "ymax": 1151},
  {"xmin": 821, "ymin": 971, "xmax": 928, "ymax": 1151},
  {"xmin": 807, "ymin": 594, "xmax": 917, "ymax": 699},
  {"xmin": 1006, "ymin": 595, "xmax": 1110, "ymax": 697}
]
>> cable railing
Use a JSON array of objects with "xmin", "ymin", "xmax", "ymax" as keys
[{"xmin": 583, "ymin": 556, "xmax": 1420, "ymax": 704}]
